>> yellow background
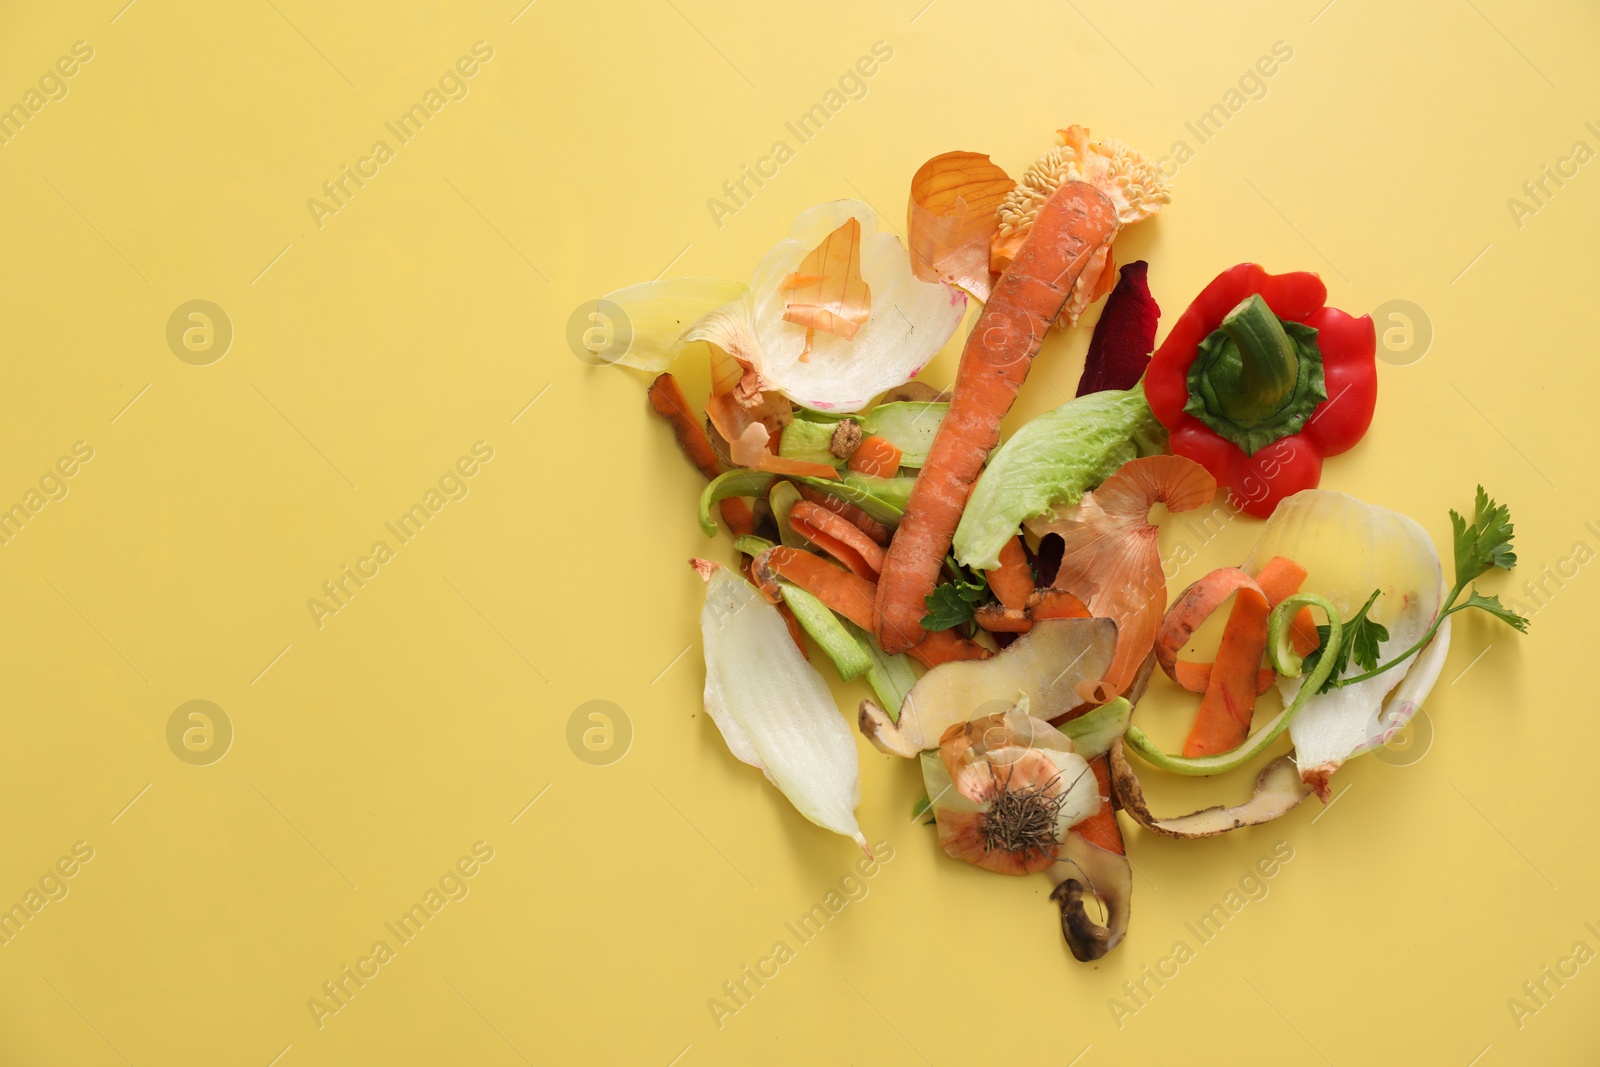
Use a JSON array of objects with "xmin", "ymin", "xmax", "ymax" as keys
[{"xmin": 1, "ymin": 0, "xmax": 1596, "ymax": 1063}]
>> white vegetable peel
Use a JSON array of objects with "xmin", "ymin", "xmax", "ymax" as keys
[
  {"xmin": 1247, "ymin": 490, "xmax": 1451, "ymax": 797},
  {"xmin": 688, "ymin": 202, "xmax": 967, "ymax": 412},
  {"xmin": 589, "ymin": 278, "xmax": 748, "ymax": 371},
  {"xmin": 694, "ymin": 560, "xmax": 867, "ymax": 848}
]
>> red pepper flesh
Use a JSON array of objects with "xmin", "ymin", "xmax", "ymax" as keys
[{"xmin": 1144, "ymin": 263, "xmax": 1376, "ymax": 517}]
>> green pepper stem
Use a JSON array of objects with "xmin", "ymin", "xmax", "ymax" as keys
[{"xmin": 1215, "ymin": 295, "xmax": 1300, "ymax": 425}]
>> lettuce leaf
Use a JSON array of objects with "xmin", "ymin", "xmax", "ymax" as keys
[{"xmin": 952, "ymin": 386, "xmax": 1165, "ymax": 570}]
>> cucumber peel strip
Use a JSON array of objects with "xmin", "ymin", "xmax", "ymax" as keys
[
  {"xmin": 731, "ymin": 533, "xmax": 908, "ymax": 699},
  {"xmin": 845, "ymin": 620, "xmax": 917, "ymax": 719},
  {"xmin": 828, "ymin": 471, "xmax": 913, "ymax": 519},
  {"xmin": 732, "ymin": 534, "xmax": 775, "ymax": 557},
  {"xmin": 778, "ymin": 402, "xmax": 948, "ymax": 469},
  {"xmin": 1123, "ymin": 594, "xmax": 1341, "ymax": 776},
  {"xmin": 768, "ymin": 481, "xmax": 811, "ymax": 550},
  {"xmin": 699, "ymin": 469, "xmax": 909, "ymax": 536},
  {"xmin": 777, "ymin": 420, "xmax": 840, "ymax": 469},
  {"xmin": 779, "ymin": 583, "xmax": 872, "ymax": 681},
  {"xmin": 1059, "ymin": 697, "xmax": 1131, "ymax": 761}
]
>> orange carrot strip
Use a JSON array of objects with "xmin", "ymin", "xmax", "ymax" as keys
[
  {"xmin": 796, "ymin": 485, "xmax": 893, "ymax": 546},
  {"xmin": 912, "ymin": 627, "xmax": 992, "ymax": 667},
  {"xmin": 1171, "ymin": 556, "xmax": 1317, "ymax": 693},
  {"xmin": 974, "ymin": 604, "xmax": 1032, "ymax": 633},
  {"xmin": 1155, "ymin": 568, "xmax": 1264, "ymax": 681},
  {"xmin": 986, "ymin": 536, "xmax": 1034, "ymax": 611},
  {"xmin": 1173, "ymin": 662, "xmax": 1276, "ymax": 696},
  {"xmin": 788, "ymin": 500, "xmax": 885, "ymax": 579},
  {"xmin": 715, "ymin": 498, "xmax": 757, "ymax": 539},
  {"xmin": 1257, "ymin": 556, "xmax": 1307, "ymax": 603},
  {"xmin": 648, "ymin": 373, "xmax": 720, "ymax": 477},
  {"xmin": 1025, "ymin": 587, "xmax": 1091, "ymax": 621},
  {"xmin": 752, "ymin": 546, "xmax": 875, "ymax": 626},
  {"xmin": 1070, "ymin": 755, "xmax": 1124, "ymax": 856},
  {"xmin": 874, "ymin": 182, "xmax": 1119, "ymax": 653},
  {"xmin": 847, "ymin": 435, "xmax": 903, "ymax": 478},
  {"xmin": 1182, "ymin": 582, "xmax": 1271, "ymax": 758},
  {"xmin": 648, "ymin": 372, "xmax": 755, "ymax": 536},
  {"xmin": 977, "ymin": 581, "xmax": 1088, "ymax": 635},
  {"xmin": 752, "ymin": 546, "xmax": 989, "ymax": 668}
]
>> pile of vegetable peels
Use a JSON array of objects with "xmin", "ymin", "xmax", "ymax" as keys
[{"xmin": 594, "ymin": 125, "xmax": 1529, "ymax": 963}]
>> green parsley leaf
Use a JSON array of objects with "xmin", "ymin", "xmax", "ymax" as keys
[
  {"xmin": 921, "ymin": 580, "xmax": 986, "ymax": 631},
  {"xmin": 1302, "ymin": 589, "xmax": 1387, "ymax": 692},
  {"xmin": 920, "ymin": 555, "xmax": 992, "ymax": 632},
  {"xmin": 1451, "ymin": 485, "xmax": 1517, "ymax": 586},
  {"xmin": 1458, "ymin": 590, "xmax": 1530, "ymax": 633},
  {"xmin": 1326, "ymin": 489, "xmax": 1529, "ymax": 691},
  {"xmin": 1346, "ymin": 594, "xmax": 1389, "ymax": 674}
]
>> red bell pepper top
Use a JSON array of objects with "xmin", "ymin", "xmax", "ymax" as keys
[{"xmin": 1144, "ymin": 263, "xmax": 1377, "ymax": 518}]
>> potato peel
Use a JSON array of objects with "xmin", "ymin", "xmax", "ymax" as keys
[
  {"xmin": 1108, "ymin": 737, "xmax": 1313, "ymax": 839},
  {"xmin": 858, "ymin": 617, "xmax": 1115, "ymax": 758}
]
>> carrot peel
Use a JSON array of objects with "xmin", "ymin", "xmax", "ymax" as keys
[
  {"xmin": 1185, "ymin": 581, "xmax": 1270, "ymax": 759},
  {"xmin": 1070, "ymin": 755, "xmax": 1124, "ymax": 856},
  {"xmin": 974, "ymin": 585, "xmax": 1088, "ymax": 635},
  {"xmin": 1026, "ymin": 588, "xmax": 1090, "ymax": 621},
  {"xmin": 1155, "ymin": 568, "xmax": 1267, "ymax": 681},
  {"xmin": 753, "ymin": 546, "xmax": 989, "ymax": 669},
  {"xmin": 1168, "ymin": 556, "xmax": 1318, "ymax": 694},
  {"xmin": 876, "ymin": 181, "xmax": 1119, "ymax": 653},
  {"xmin": 796, "ymin": 484, "xmax": 893, "ymax": 546},
  {"xmin": 787, "ymin": 500, "xmax": 885, "ymax": 579},
  {"xmin": 847, "ymin": 435, "xmax": 903, "ymax": 478},
  {"xmin": 973, "ymin": 604, "xmax": 1032, "ymax": 633},
  {"xmin": 648, "ymin": 372, "xmax": 755, "ymax": 535},
  {"xmin": 985, "ymin": 536, "xmax": 1034, "ymax": 611}
]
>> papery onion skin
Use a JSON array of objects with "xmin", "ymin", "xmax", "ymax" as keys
[
  {"xmin": 906, "ymin": 150, "xmax": 1015, "ymax": 301},
  {"xmin": 1026, "ymin": 455, "xmax": 1216, "ymax": 701},
  {"xmin": 589, "ymin": 278, "xmax": 749, "ymax": 371},
  {"xmin": 781, "ymin": 216, "xmax": 871, "ymax": 341},
  {"xmin": 736, "ymin": 201, "xmax": 968, "ymax": 413}
]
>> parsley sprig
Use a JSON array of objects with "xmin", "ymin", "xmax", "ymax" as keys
[
  {"xmin": 1319, "ymin": 487, "xmax": 1529, "ymax": 691},
  {"xmin": 1301, "ymin": 589, "xmax": 1387, "ymax": 692},
  {"xmin": 921, "ymin": 556, "xmax": 993, "ymax": 633}
]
